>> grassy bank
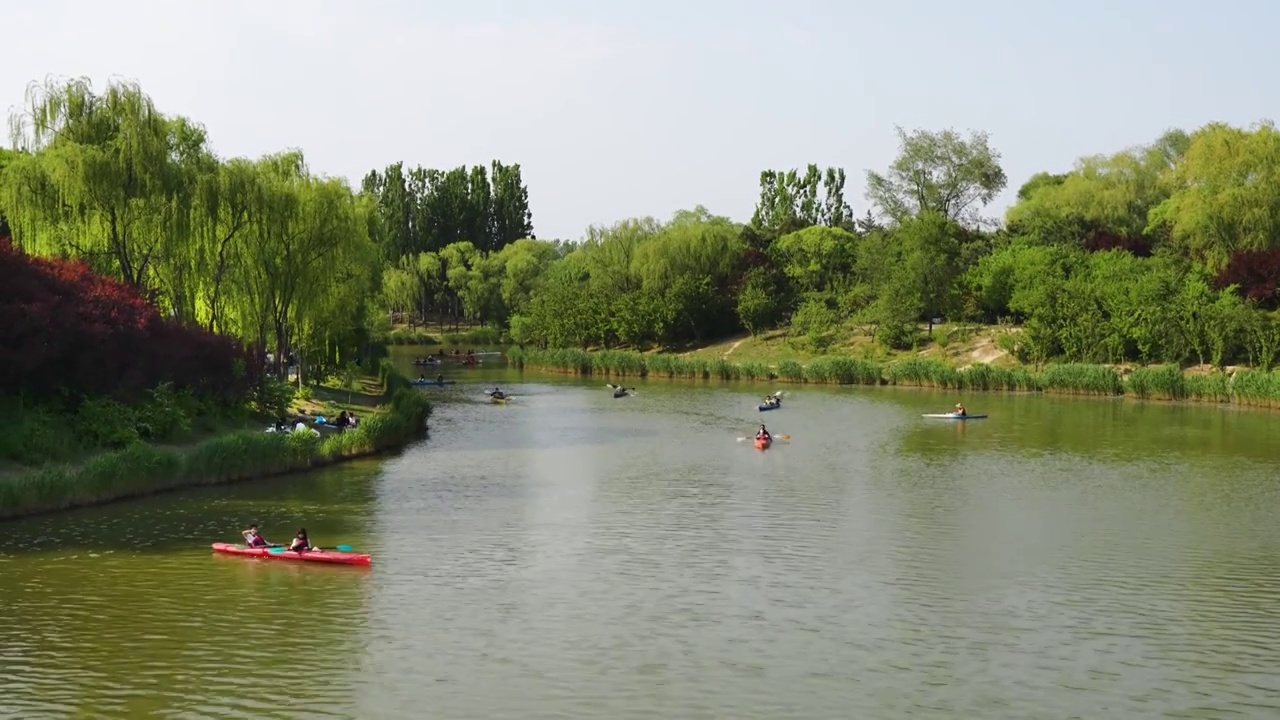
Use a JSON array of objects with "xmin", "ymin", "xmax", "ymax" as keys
[
  {"xmin": 507, "ymin": 346, "xmax": 1280, "ymax": 408},
  {"xmin": 0, "ymin": 360, "xmax": 432, "ymax": 520}
]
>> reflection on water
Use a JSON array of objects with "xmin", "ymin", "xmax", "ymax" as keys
[{"xmin": 3, "ymin": 372, "xmax": 1280, "ymax": 718}]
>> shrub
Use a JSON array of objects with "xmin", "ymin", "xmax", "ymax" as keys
[
  {"xmin": 0, "ymin": 238, "xmax": 261, "ymax": 406},
  {"xmin": 72, "ymin": 398, "xmax": 141, "ymax": 449},
  {"xmin": 1216, "ymin": 249, "xmax": 1280, "ymax": 309}
]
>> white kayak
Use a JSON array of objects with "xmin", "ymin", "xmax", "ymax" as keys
[{"xmin": 922, "ymin": 413, "xmax": 987, "ymax": 420}]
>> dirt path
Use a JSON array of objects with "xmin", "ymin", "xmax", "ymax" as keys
[{"xmin": 723, "ymin": 339, "xmax": 746, "ymax": 357}]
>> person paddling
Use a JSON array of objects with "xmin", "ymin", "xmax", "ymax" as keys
[
  {"xmin": 953, "ymin": 403, "xmax": 967, "ymax": 417},
  {"xmin": 242, "ymin": 524, "xmax": 271, "ymax": 548},
  {"xmin": 288, "ymin": 528, "xmax": 312, "ymax": 552},
  {"xmin": 489, "ymin": 387, "xmax": 506, "ymax": 400},
  {"xmin": 756, "ymin": 424, "xmax": 771, "ymax": 441},
  {"xmin": 436, "ymin": 374, "xmax": 445, "ymax": 385}
]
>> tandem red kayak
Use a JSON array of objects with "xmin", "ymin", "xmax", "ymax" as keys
[{"xmin": 211, "ymin": 542, "xmax": 372, "ymax": 566}]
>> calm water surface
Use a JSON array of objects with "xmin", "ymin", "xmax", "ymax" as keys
[{"xmin": 3, "ymin": 359, "xmax": 1280, "ymax": 719}]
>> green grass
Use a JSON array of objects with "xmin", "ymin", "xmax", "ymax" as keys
[
  {"xmin": 506, "ymin": 346, "xmax": 1280, "ymax": 406},
  {"xmin": 0, "ymin": 366, "xmax": 432, "ymax": 520}
]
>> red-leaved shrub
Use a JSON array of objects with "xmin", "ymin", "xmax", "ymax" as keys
[
  {"xmin": 1215, "ymin": 249, "xmax": 1280, "ymax": 309},
  {"xmin": 0, "ymin": 238, "xmax": 261, "ymax": 404}
]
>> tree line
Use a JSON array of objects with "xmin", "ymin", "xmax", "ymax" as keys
[
  {"xmin": 396, "ymin": 123, "xmax": 1280, "ymax": 370},
  {"xmin": 0, "ymin": 77, "xmax": 535, "ymax": 384},
  {"xmin": 5, "ymin": 75, "xmax": 1280, "ymax": 373}
]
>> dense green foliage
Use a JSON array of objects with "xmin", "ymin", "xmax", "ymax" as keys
[
  {"xmin": 370, "ymin": 121, "xmax": 1280, "ymax": 370},
  {"xmin": 0, "ymin": 365, "xmax": 431, "ymax": 519},
  {"xmin": 7, "ymin": 77, "xmax": 1280, "ymax": 376},
  {"xmin": 1, "ymin": 80, "xmax": 377, "ymax": 382}
]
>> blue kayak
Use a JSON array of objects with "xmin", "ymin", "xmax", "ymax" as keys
[
  {"xmin": 921, "ymin": 413, "xmax": 987, "ymax": 420},
  {"xmin": 758, "ymin": 403, "xmax": 781, "ymax": 412},
  {"xmin": 411, "ymin": 379, "xmax": 455, "ymax": 386}
]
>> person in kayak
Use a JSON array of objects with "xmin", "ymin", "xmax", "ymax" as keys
[
  {"xmin": 288, "ymin": 528, "xmax": 312, "ymax": 552},
  {"xmin": 242, "ymin": 524, "xmax": 271, "ymax": 548},
  {"xmin": 490, "ymin": 387, "xmax": 505, "ymax": 400},
  {"xmin": 436, "ymin": 374, "xmax": 445, "ymax": 384},
  {"xmin": 762, "ymin": 395, "xmax": 779, "ymax": 407},
  {"xmin": 953, "ymin": 403, "xmax": 967, "ymax": 416},
  {"xmin": 756, "ymin": 424, "xmax": 771, "ymax": 441}
]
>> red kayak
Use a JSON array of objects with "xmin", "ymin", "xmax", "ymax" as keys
[
  {"xmin": 211, "ymin": 542, "xmax": 371, "ymax": 566},
  {"xmin": 754, "ymin": 436, "xmax": 772, "ymax": 450}
]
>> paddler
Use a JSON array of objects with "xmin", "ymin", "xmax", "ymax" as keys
[
  {"xmin": 242, "ymin": 524, "xmax": 271, "ymax": 548},
  {"xmin": 954, "ymin": 403, "xmax": 966, "ymax": 416},
  {"xmin": 436, "ymin": 374, "xmax": 445, "ymax": 384},
  {"xmin": 756, "ymin": 424, "xmax": 771, "ymax": 441},
  {"xmin": 288, "ymin": 528, "xmax": 312, "ymax": 552}
]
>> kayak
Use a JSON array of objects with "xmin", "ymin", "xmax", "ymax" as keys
[
  {"xmin": 410, "ymin": 379, "xmax": 454, "ymax": 386},
  {"xmin": 754, "ymin": 436, "xmax": 772, "ymax": 449},
  {"xmin": 490, "ymin": 396, "xmax": 508, "ymax": 404},
  {"xmin": 922, "ymin": 413, "xmax": 988, "ymax": 420},
  {"xmin": 613, "ymin": 392, "xmax": 628, "ymax": 399},
  {"xmin": 211, "ymin": 542, "xmax": 371, "ymax": 566},
  {"xmin": 758, "ymin": 403, "xmax": 780, "ymax": 412}
]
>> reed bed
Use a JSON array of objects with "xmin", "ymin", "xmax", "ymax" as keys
[
  {"xmin": 1, "ymin": 369, "xmax": 432, "ymax": 520},
  {"xmin": 507, "ymin": 346, "xmax": 1280, "ymax": 407}
]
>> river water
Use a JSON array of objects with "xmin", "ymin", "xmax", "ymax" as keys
[{"xmin": 3, "ymin": 359, "xmax": 1280, "ymax": 719}]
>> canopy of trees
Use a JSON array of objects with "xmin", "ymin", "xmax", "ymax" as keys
[
  {"xmin": 436, "ymin": 122, "xmax": 1280, "ymax": 370},
  {"xmin": 0, "ymin": 77, "xmax": 536, "ymax": 386},
  {"xmin": 5, "ymin": 75, "xmax": 1279, "ymax": 373}
]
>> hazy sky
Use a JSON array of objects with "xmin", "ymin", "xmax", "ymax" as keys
[{"xmin": 4, "ymin": 0, "xmax": 1274, "ymax": 240}]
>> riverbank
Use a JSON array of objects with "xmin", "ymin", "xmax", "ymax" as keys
[
  {"xmin": 0, "ymin": 361, "xmax": 432, "ymax": 521},
  {"xmin": 506, "ymin": 346, "xmax": 1280, "ymax": 408}
]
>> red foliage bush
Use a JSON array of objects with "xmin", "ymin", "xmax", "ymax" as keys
[
  {"xmin": 1084, "ymin": 230, "xmax": 1152, "ymax": 257},
  {"xmin": 0, "ymin": 238, "xmax": 261, "ymax": 404},
  {"xmin": 1215, "ymin": 249, "xmax": 1280, "ymax": 309}
]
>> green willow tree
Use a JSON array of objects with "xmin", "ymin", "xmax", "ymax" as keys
[
  {"xmin": 2, "ymin": 78, "xmax": 204, "ymax": 296},
  {"xmin": 0, "ymin": 77, "xmax": 382, "ymax": 382}
]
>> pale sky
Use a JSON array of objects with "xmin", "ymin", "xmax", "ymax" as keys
[{"xmin": 3, "ymin": 0, "xmax": 1274, "ymax": 240}]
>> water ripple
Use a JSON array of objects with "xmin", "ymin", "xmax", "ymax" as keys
[{"xmin": 3, "ymin": 380, "xmax": 1280, "ymax": 718}]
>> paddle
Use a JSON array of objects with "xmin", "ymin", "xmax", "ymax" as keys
[
  {"xmin": 266, "ymin": 544, "xmax": 354, "ymax": 553},
  {"xmin": 606, "ymin": 384, "xmax": 637, "ymax": 396},
  {"xmin": 737, "ymin": 434, "xmax": 790, "ymax": 442}
]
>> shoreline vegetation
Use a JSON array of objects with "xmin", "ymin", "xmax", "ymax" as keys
[
  {"xmin": 0, "ymin": 361, "xmax": 431, "ymax": 521},
  {"xmin": 6, "ymin": 74, "xmax": 1280, "ymax": 519},
  {"xmin": 506, "ymin": 346, "xmax": 1280, "ymax": 408}
]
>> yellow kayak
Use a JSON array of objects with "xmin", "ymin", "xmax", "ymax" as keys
[{"xmin": 490, "ymin": 395, "xmax": 508, "ymax": 404}]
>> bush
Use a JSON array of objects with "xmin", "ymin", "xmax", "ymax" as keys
[
  {"xmin": 73, "ymin": 398, "xmax": 141, "ymax": 449},
  {"xmin": 0, "ymin": 238, "xmax": 261, "ymax": 406},
  {"xmin": 256, "ymin": 377, "xmax": 296, "ymax": 417}
]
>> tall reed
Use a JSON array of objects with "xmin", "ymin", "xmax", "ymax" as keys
[{"xmin": 508, "ymin": 346, "xmax": 1280, "ymax": 406}]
